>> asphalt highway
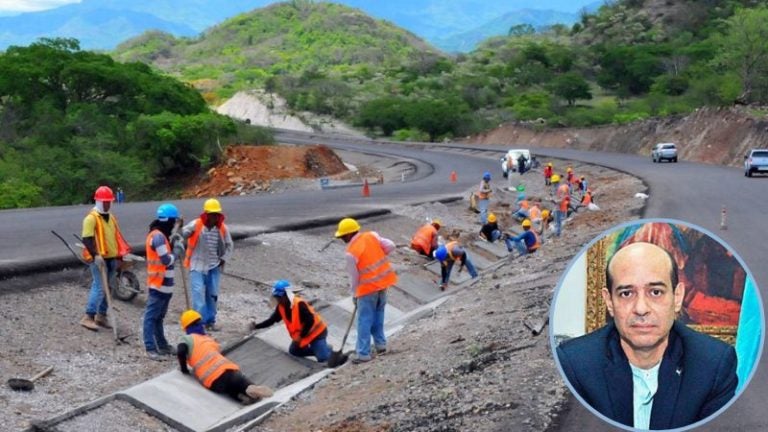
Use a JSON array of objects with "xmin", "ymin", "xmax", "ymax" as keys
[{"xmin": 1, "ymin": 130, "xmax": 765, "ymax": 431}]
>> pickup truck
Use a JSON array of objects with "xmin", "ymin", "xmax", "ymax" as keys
[{"xmin": 744, "ymin": 149, "xmax": 768, "ymax": 177}]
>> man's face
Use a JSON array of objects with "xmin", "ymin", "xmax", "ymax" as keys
[
  {"xmin": 603, "ymin": 243, "xmax": 685, "ymax": 354},
  {"xmin": 205, "ymin": 213, "xmax": 221, "ymax": 227},
  {"xmin": 102, "ymin": 201, "xmax": 111, "ymax": 212}
]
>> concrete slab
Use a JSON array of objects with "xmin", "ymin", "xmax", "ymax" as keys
[
  {"xmin": 394, "ymin": 272, "xmax": 444, "ymax": 303},
  {"xmin": 123, "ymin": 370, "xmax": 243, "ymax": 432},
  {"xmin": 225, "ymin": 337, "xmax": 324, "ymax": 389},
  {"xmin": 425, "ymin": 261, "xmax": 472, "ymax": 285},
  {"xmin": 473, "ymin": 240, "xmax": 510, "ymax": 258},
  {"xmin": 465, "ymin": 250, "xmax": 495, "ymax": 270}
]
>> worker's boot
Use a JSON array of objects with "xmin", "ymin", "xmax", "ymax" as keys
[
  {"xmin": 245, "ymin": 385, "xmax": 273, "ymax": 401},
  {"xmin": 80, "ymin": 314, "xmax": 99, "ymax": 331},
  {"xmin": 94, "ymin": 314, "xmax": 112, "ymax": 329}
]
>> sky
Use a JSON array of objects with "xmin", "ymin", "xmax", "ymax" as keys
[{"xmin": 0, "ymin": 0, "xmax": 79, "ymax": 13}]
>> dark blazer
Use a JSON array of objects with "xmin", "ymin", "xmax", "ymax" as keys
[{"xmin": 556, "ymin": 321, "xmax": 737, "ymax": 430}]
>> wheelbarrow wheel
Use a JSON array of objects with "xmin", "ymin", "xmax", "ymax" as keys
[{"xmin": 113, "ymin": 271, "xmax": 140, "ymax": 302}]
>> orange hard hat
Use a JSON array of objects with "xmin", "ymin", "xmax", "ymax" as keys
[{"xmin": 94, "ymin": 186, "xmax": 115, "ymax": 201}]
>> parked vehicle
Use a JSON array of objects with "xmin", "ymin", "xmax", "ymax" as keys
[
  {"xmin": 651, "ymin": 143, "xmax": 678, "ymax": 163},
  {"xmin": 500, "ymin": 149, "xmax": 533, "ymax": 177},
  {"xmin": 744, "ymin": 149, "xmax": 768, "ymax": 177}
]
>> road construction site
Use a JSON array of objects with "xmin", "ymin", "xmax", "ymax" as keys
[{"xmin": 0, "ymin": 149, "xmax": 645, "ymax": 432}]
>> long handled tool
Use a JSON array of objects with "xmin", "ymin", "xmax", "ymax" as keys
[
  {"xmin": 7, "ymin": 366, "xmax": 54, "ymax": 391},
  {"xmin": 171, "ymin": 223, "xmax": 192, "ymax": 309},
  {"xmin": 327, "ymin": 302, "xmax": 357, "ymax": 368},
  {"xmin": 51, "ymin": 231, "xmax": 89, "ymax": 264},
  {"xmin": 97, "ymin": 262, "xmax": 121, "ymax": 344}
]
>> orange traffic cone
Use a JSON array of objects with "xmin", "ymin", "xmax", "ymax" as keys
[
  {"xmin": 450, "ymin": 171, "xmax": 457, "ymax": 183},
  {"xmin": 362, "ymin": 179, "xmax": 370, "ymax": 197}
]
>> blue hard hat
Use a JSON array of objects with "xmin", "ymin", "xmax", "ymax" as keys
[
  {"xmin": 483, "ymin": 171, "xmax": 491, "ymax": 181},
  {"xmin": 272, "ymin": 279, "xmax": 291, "ymax": 297},
  {"xmin": 434, "ymin": 245, "xmax": 448, "ymax": 261},
  {"xmin": 157, "ymin": 203, "xmax": 179, "ymax": 221}
]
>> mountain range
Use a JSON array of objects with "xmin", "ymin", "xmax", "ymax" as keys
[{"xmin": 0, "ymin": 0, "xmax": 604, "ymax": 52}]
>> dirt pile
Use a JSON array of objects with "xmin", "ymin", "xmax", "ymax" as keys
[
  {"xmin": 467, "ymin": 106, "xmax": 768, "ymax": 167},
  {"xmin": 182, "ymin": 145, "xmax": 348, "ymax": 198}
]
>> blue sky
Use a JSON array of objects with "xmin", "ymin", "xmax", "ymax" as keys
[{"xmin": 0, "ymin": 0, "xmax": 79, "ymax": 13}]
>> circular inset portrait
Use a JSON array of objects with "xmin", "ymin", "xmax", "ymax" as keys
[{"xmin": 550, "ymin": 219, "xmax": 764, "ymax": 431}]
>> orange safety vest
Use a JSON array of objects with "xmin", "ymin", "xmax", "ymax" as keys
[
  {"xmin": 560, "ymin": 196, "xmax": 570, "ymax": 213},
  {"xmin": 278, "ymin": 296, "xmax": 327, "ymax": 348},
  {"xmin": 557, "ymin": 183, "xmax": 570, "ymax": 200},
  {"xmin": 410, "ymin": 224, "xmax": 437, "ymax": 255},
  {"xmin": 544, "ymin": 166, "xmax": 553, "ymax": 178},
  {"xmin": 145, "ymin": 229, "xmax": 171, "ymax": 289},
  {"xmin": 529, "ymin": 230, "xmax": 541, "ymax": 252},
  {"xmin": 529, "ymin": 206, "xmax": 541, "ymax": 220},
  {"xmin": 347, "ymin": 232, "xmax": 397, "ymax": 298},
  {"xmin": 445, "ymin": 241, "xmax": 459, "ymax": 261},
  {"xmin": 185, "ymin": 334, "xmax": 238, "ymax": 389},
  {"xmin": 476, "ymin": 180, "xmax": 491, "ymax": 200},
  {"xmin": 582, "ymin": 191, "xmax": 592, "ymax": 205},
  {"xmin": 519, "ymin": 200, "xmax": 530, "ymax": 210},
  {"xmin": 82, "ymin": 210, "xmax": 131, "ymax": 262},
  {"xmin": 184, "ymin": 219, "xmax": 229, "ymax": 268}
]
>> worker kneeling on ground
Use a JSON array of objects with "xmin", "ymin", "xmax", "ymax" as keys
[
  {"xmin": 249, "ymin": 280, "xmax": 332, "ymax": 363},
  {"xmin": 434, "ymin": 241, "xmax": 478, "ymax": 291},
  {"xmin": 410, "ymin": 218, "xmax": 442, "ymax": 258},
  {"xmin": 177, "ymin": 310, "xmax": 273, "ymax": 404},
  {"xmin": 479, "ymin": 213, "xmax": 503, "ymax": 243},
  {"xmin": 505, "ymin": 219, "xmax": 540, "ymax": 256}
]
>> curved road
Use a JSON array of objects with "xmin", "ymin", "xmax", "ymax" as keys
[{"xmin": 1, "ymin": 130, "xmax": 766, "ymax": 431}]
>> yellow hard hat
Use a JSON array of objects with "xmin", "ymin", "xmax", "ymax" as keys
[
  {"xmin": 542, "ymin": 209, "xmax": 550, "ymax": 219},
  {"xmin": 547, "ymin": 162, "xmax": 553, "ymax": 167},
  {"xmin": 203, "ymin": 198, "xmax": 222, "ymax": 214},
  {"xmin": 180, "ymin": 309, "xmax": 202, "ymax": 330},
  {"xmin": 335, "ymin": 218, "xmax": 360, "ymax": 237},
  {"xmin": 551, "ymin": 174, "xmax": 561, "ymax": 183},
  {"xmin": 487, "ymin": 213, "xmax": 497, "ymax": 223},
  {"xmin": 567, "ymin": 167, "xmax": 573, "ymax": 172},
  {"xmin": 431, "ymin": 218, "xmax": 442, "ymax": 227},
  {"xmin": 522, "ymin": 219, "xmax": 532, "ymax": 228}
]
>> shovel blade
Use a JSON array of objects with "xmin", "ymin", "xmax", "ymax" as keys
[
  {"xmin": 8, "ymin": 378, "xmax": 34, "ymax": 391},
  {"xmin": 327, "ymin": 351, "xmax": 348, "ymax": 368}
]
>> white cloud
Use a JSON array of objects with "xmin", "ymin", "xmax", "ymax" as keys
[{"xmin": 0, "ymin": 0, "xmax": 80, "ymax": 13}]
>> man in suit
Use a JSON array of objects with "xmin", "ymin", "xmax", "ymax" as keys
[{"xmin": 556, "ymin": 242, "xmax": 738, "ymax": 430}]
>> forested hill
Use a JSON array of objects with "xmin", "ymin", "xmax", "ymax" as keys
[{"xmin": 0, "ymin": 39, "xmax": 270, "ymax": 209}]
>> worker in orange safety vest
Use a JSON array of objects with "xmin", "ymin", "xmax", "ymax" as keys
[
  {"xmin": 410, "ymin": 218, "xmax": 442, "ymax": 258},
  {"xmin": 335, "ymin": 218, "xmax": 397, "ymax": 364},
  {"xmin": 80, "ymin": 185, "xmax": 131, "ymax": 332},
  {"xmin": 178, "ymin": 310, "xmax": 273, "ymax": 404}
]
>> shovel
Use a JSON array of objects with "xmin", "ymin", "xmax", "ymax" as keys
[
  {"xmin": 327, "ymin": 302, "xmax": 357, "ymax": 368},
  {"xmin": 8, "ymin": 366, "xmax": 54, "ymax": 391},
  {"xmin": 97, "ymin": 262, "xmax": 121, "ymax": 344}
]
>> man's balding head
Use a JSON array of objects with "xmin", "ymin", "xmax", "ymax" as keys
[{"xmin": 606, "ymin": 242, "xmax": 678, "ymax": 293}]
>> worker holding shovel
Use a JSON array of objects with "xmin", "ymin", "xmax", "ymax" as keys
[
  {"xmin": 143, "ymin": 203, "xmax": 181, "ymax": 361},
  {"xmin": 79, "ymin": 186, "xmax": 131, "ymax": 332},
  {"xmin": 249, "ymin": 280, "xmax": 332, "ymax": 363}
]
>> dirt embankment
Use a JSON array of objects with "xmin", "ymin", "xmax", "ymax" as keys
[
  {"xmin": 182, "ymin": 144, "xmax": 348, "ymax": 198},
  {"xmin": 467, "ymin": 107, "xmax": 768, "ymax": 167}
]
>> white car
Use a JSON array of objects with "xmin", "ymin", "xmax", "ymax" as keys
[
  {"xmin": 651, "ymin": 142, "xmax": 678, "ymax": 163},
  {"xmin": 500, "ymin": 149, "xmax": 532, "ymax": 177}
]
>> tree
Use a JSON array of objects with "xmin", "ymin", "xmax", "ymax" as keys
[
  {"xmin": 550, "ymin": 72, "xmax": 592, "ymax": 105},
  {"xmin": 509, "ymin": 24, "xmax": 535, "ymax": 37},
  {"xmin": 712, "ymin": 7, "xmax": 768, "ymax": 103}
]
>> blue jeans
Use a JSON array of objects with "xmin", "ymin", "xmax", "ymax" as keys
[
  {"xmin": 478, "ymin": 198, "xmax": 489, "ymax": 224},
  {"xmin": 289, "ymin": 332, "xmax": 332, "ymax": 362},
  {"xmin": 143, "ymin": 289, "xmax": 173, "ymax": 352},
  {"xmin": 490, "ymin": 229, "xmax": 502, "ymax": 242},
  {"xmin": 512, "ymin": 209, "xmax": 530, "ymax": 220},
  {"xmin": 441, "ymin": 257, "xmax": 479, "ymax": 284},
  {"xmin": 85, "ymin": 259, "xmax": 118, "ymax": 316},
  {"xmin": 190, "ymin": 266, "xmax": 221, "ymax": 325},
  {"xmin": 356, "ymin": 290, "xmax": 387, "ymax": 359},
  {"xmin": 555, "ymin": 210, "xmax": 564, "ymax": 237}
]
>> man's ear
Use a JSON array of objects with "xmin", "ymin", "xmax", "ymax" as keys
[
  {"xmin": 674, "ymin": 282, "xmax": 685, "ymax": 313},
  {"xmin": 602, "ymin": 288, "xmax": 614, "ymax": 317}
]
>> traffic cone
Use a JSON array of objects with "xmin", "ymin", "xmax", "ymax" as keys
[
  {"xmin": 450, "ymin": 171, "xmax": 457, "ymax": 183},
  {"xmin": 362, "ymin": 179, "xmax": 370, "ymax": 197}
]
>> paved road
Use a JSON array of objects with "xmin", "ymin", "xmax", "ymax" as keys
[{"xmin": 1, "ymin": 130, "xmax": 766, "ymax": 431}]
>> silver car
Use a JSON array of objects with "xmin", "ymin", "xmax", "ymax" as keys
[
  {"xmin": 651, "ymin": 143, "xmax": 678, "ymax": 163},
  {"xmin": 744, "ymin": 149, "xmax": 768, "ymax": 177}
]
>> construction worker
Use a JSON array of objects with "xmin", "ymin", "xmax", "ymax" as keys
[
  {"xmin": 555, "ymin": 195, "xmax": 570, "ymax": 237},
  {"xmin": 80, "ymin": 186, "xmax": 131, "ymax": 331},
  {"xmin": 434, "ymin": 241, "xmax": 478, "ymax": 291},
  {"xmin": 335, "ymin": 218, "xmax": 397, "ymax": 364},
  {"xmin": 556, "ymin": 177, "xmax": 571, "ymax": 201},
  {"xmin": 544, "ymin": 162, "xmax": 553, "ymax": 186},
  {"xmin": 566, "ymin": 166, "xmax": 574, "ymax": 185},
  {"xmin": 476, "ymin": 172, "xmax": 493, "ymax": 224},
  {"xmin": 249, "ymin": 280, "xmax": 332, "ymax": 363},
  {"xmin": 538, "ymin": 208, "xmax": 553, "ymax": 240},
  {"xmin": 177, "ymin": 310, "xmax": 273, "ymax": 404},
  {"xmin": 410, "ymin": 218, "xmax": 442, "ymax": 258},
  {"xmin": 144, "ymin": 203, "xmax": 180, "ymax": 361},
  {"xmin": 505, "ymin": 219, "xmax": 541, "ymax": 256},
  {"xmin": 511, "ymin": 197, "xmax": 530, "ymax": 221},
  {"xmin": 182, "ymin": 198, "xmax": 234, "ymax": 332},
  {"xmin": 479, "ymin": 213, "xmax": 502, "ymax": 243},
  {"xmin": 550, "ymin": 174, "xmax": 561, "ymax": 198}
]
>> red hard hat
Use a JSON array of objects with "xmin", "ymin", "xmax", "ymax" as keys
[{"xmin": 94, "ymin": 186, "xmax": 115, "ymax": 201}]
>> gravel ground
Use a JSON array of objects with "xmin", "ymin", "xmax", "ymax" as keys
[{"xmin": 0, "ymin": 158, "xmax": 644, "ymax": 432}]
